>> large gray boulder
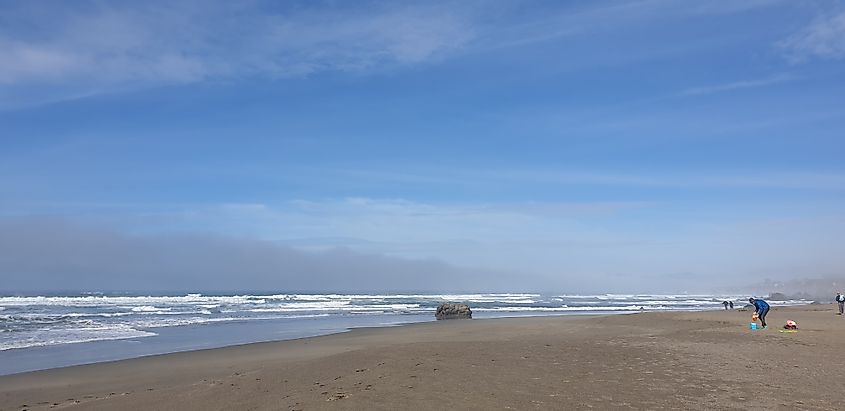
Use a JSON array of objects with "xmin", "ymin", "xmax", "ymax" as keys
[{"xmin": 435, "ymin": 303, "xmax": 472, "ymax": 320}]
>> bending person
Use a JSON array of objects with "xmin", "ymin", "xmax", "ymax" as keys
[{"xmin": 749, "ymin": 297, "xmax": 770, "ymax": 328}]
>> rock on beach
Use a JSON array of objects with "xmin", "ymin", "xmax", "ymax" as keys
[{"xmin": 435, "ymin": 303, "xmax": 472, "ymax": 320}]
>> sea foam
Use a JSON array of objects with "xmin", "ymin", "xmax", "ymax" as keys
[{"xmin": 0, "ymin": 293, "xmax": 809, "ymax": 351}]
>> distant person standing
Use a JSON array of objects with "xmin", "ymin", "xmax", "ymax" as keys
[
  {"xmin": 749, "ymin": 297, "xmax": 770, "ymax": 328},
  {"xmin": 729, "ymin": 301, "xmax": 734, "ymax": 309},
  {"xmin": 723, "ymin": 301, "xmax": 729, "ymax": 310},
  {"xmin": 836, "ymin": 292, "xmax": 845, "ymax": 315}
]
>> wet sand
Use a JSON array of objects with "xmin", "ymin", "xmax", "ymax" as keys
[{"xmin": 2, "ymin": 305, "xmax": 844, "ymax": 410}]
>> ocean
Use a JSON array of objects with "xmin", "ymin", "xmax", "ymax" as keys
[{"xmin": 0, "ymin": 292, "xmax": 808, "ymax": 375}]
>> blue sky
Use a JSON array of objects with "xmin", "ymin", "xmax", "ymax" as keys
[{"xmin": 1, "ymin": 0, "xmax": 844, "ymax": 292}]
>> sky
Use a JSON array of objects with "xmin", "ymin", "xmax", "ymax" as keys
[{"xmin": 1, "ymin": 0, "xmax": 844, "ymax": 293}]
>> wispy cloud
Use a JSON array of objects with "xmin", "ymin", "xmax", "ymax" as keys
[
  {"xmin": 192, "ymin": 198, "xmax": 647, "ymax": 245},
  {"xmin": 779, "ymin": 10, "xmax": 845, "ymax": 62},
  {"xmin": 683, "ymin": 0, "xmax": 786, "ymax": 15},
  {"xmin": 309, "ymin": 166, "xmax": 845, "ymax": 192},
  {"xmin": 0, "ymin": 0, "xmax": 802, "ymax": 108},
  {"xmin": 0, "ymin": 1, "xmax": 477, "ymax": 107},
  {"xmin": 476, "ymin": 0, "xmax": 785, "ymax": 51},
  {"xmin": 680, "ymin": 74, "xmax": 792, "ymax": 96}
]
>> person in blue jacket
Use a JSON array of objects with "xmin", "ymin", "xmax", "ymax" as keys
[{"xmin": 749, "ymin": 297, "xmax": 770, "ymax": 328}]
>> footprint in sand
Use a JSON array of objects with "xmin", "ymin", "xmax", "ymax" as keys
[{"xmin": 327, "ymin": 392, "xmax": 349, "ymax": 401}]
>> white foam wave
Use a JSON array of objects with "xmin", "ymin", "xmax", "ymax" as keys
[
  {"xmin": 0, "ymin": 325, "xmax": 156, "ymax": 351},
  {"xmin": 125, "ymin": 313, "xmax": 331, "ymax": 329},
  {"xmin": 131, "ymin": 306, "xmax": 169, "ymax": 312},
  {"xmin": 0, "ymin": 295, "xmax": 265, "ymax": 307},
  {"xmin": 65, "ymin": 312, "xmax": 133, "ymax": 318},
  {"xmin": 261, "ymin": 293, "xmax": 540, "ymax": 303},
  {"xmin": 0, "ymin": 293, "xmax": 812, "ymax": 353},
  {"xmin": 248, "ymin": 303, "xmax": 422, "ymax": 313},
  {"xmin": 767, "ymin": 300, "xmax": 812, "ymax": 306}
]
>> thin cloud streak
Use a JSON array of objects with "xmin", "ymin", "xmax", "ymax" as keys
[
  {"xmin": 680, "ymin": 74, "xmax": 793, "ymax": 96},
  {"xmin": 317, "ymin": 167, "xmax": 845, "ymax": 191},
  {"xmin": 779, "ymin": 10, "xmax": 845, "ymax": 62},
  {"xmin": 474, "ymin": 0, "xmax": 785, "ymax": 52}
]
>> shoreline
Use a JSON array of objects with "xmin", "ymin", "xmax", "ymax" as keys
[
  {"xmin": 1, "ymin": 310, "xmax": 628, "ymax": 377},
  {"xmin": 0, "ymin": 308, "xmax": 708, "ymax": 377},
  {"xmin": 0, "ymin": 302, "xmax": 817, "ymax": 376},
  {"xmin": 0, "ymin": 313, "xmax": 435, "ymax": 377},
  {"xmin": 3, "ymin": 304, "xmax": 842, "ymax": 410},
  {"xmin": 1, "ymin": 292, "xmax": 782, "ymax": 356}
]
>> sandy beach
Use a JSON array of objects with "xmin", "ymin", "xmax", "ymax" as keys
[{"xmin": 2, "ymin": 305, "xmax": 844, "ymax": 410}]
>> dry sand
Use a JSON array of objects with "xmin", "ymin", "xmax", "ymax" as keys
[{"xmin": 2, "ymin": 305, "xmax": 845, "ymax": 410}]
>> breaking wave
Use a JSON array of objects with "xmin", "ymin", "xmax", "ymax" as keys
[{"xmin": 0, "ymin": 293, "xmax": 808, "ymax": 351}]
